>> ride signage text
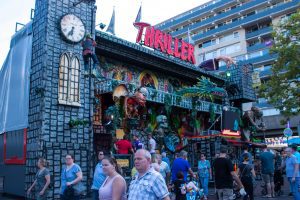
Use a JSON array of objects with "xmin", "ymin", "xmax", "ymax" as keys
[{"xmin": 134, "ymin": 22, "xmax": 196, "ymax": 64}]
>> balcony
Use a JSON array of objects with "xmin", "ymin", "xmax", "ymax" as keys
[
  {"xmin": 172, "ymin": 0, "xmax": 268, "ymax": 37},
  {"xmin": 157, "ymin": 0, "xmax": 233, "ymax": 31},
  {"xmin": 94, "ymin": 79, "xmax": 236, "ymax": 114},
  {"xmin": 193, "ymin": 0, "xmax": 300, "ymax": 42},
  {"xmin": 246, "ymin": 26, "xmax": 272, "ymax": 39},
  {"xmin": 246, "ymin": 53, "xmax": 277, "ymax": 65},
  {"xmin": 259, "ymin": 68, "xmax": 273, "ymax": 78},
  {"xmin": 247, "ymin": 43, "xmax": 269, "ymax": 52}
]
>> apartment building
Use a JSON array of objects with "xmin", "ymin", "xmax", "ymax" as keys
[{"xmin": 155, "ymin": 0, "xmax": 300, "ymax": 136}]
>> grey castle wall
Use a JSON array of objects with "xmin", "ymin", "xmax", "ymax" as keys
[{"xmin": 26, "ymin": 0, "xmax": 96, "ymax": 198}]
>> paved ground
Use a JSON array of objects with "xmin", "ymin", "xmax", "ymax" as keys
[{"xmin": 0, "ymin": 178, "xmax": 294, "ymax": 199}]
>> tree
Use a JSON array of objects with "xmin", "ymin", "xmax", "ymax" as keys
[{"xmin": 259, "ymin": 10, "xmax": 300, "ymax": 119}]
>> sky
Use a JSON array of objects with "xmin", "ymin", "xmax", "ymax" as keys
[{"xmin": 0, "ymin": 0, "xmax": 210, "ymax": 67}]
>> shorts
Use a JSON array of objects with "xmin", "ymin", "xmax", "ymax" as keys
[
  {"xmin": 262, "ymin": 173, "xmax": 274, "ymax": 183},
  {"xmin": 217, "ymin": 188, "xmax": 234, "ymax": 200}
]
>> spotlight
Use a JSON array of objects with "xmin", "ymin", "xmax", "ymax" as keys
[
  {"xmin": 226, "ymin": 71, "xmax": 231, "ymax": 77},
  {"xmin": 99, "ymin": 23, "xmax": 106, "ymax": 30}
]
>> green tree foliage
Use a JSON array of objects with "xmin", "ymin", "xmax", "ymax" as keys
[{"xmin": 259, "ymin": 10, "xmax": 300, "ymax": 118}]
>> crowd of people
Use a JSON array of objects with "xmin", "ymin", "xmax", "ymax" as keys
[{"xmin": 26, "ymin": 136, "xmax": 300, "ymax": 200}]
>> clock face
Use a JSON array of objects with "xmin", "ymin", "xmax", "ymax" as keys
[{"xmin": 60, "ymin": 14, "xmax": 85, "ymax": 43}]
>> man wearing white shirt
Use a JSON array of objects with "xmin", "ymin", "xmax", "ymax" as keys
[
  {"xmin": 157, "ymin": 154, "xmax": 171, "ymax": 184},
  {"xmin": 148, "ymin": 134, "xmax": 156, "ymax": 161}
]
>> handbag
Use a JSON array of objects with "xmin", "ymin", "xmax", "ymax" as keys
[
  {"xmin": 63, "ymin": 185, "xmax": 75, "ymax": 197},
  {"xmin": 63, "ymin": 167, "xmax": 86, "ymax": 196},
  {"xmin": 72, "ymin": 181, "xmax": 86, "ymax": 195}
]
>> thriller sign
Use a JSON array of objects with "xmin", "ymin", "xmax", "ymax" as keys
[{"xmin": 134, "ymin": 22, "xmax": 196, "ymax": 64}]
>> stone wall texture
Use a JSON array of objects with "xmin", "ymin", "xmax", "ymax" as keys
[{"xmin": 26, "ymin": 0, "xmax": 96, "ymax": 198}]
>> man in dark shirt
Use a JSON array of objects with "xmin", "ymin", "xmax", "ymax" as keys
[
  {"xmin": 259, "ymin": 147, "xmax": 275, "ymax": 198},
  {"xmin": 133, "ymin": 135, "xmax": 144, "ymax": 152},
  {"xmin": 214, "ymin": 147, "xmax": 244, "ymax": 200}
]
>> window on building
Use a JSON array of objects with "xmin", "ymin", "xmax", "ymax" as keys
[
  {"xmin": 234, "ymin": 54, "xmax": 246, "ymax": 61},
  {"xmin": 232, "ymin": 17, "xmax": 240, "ymax": 22},
  {"xmin": 218, "ymin": 22, "xmax": 225, "ymax": 27},
  {"xmin": 205, "ymin": 50, "xmax": 217, "ymax": 60},
  {"xmin": 59, "ymin": 53, "xmax": 69, "ymax": 102},
  {"xmin": 198, "ymin": 53, "xmax": 205, "ymax": 63},
  {"xmin": 246, "ymin": 11, "xmax": 256, "ymax": 17},
  {"xmin": 219, "ymin": 43, "xmax": 241, "ymax": 55},
  {"xmin": 233, "ymin": 32, "xmax": 239, "ymax": 38},
  {"xmin": 248, "ymin": 51, "xmax": 261, "ymax": 59},
  {"xmin": 202, "ymin": 39, "xmax": 216, "ymax": 48},
  {"xmin": 207, "ymin": 26, "xmax": 216, "ymax": 31},
  {"xmin": 59, "ymin": 52, "xmax": 81, "ymax": 106}
]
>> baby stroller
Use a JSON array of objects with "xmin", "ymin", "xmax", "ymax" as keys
[
  {"xmin": 232, "ymin": 181, "xmax": 241, "ymax": 199},
  {"xmin": 185, "ymin": 180, "xmax": 204, "ymax": 200}
]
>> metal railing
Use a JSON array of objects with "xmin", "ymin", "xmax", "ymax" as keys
[
  {"xmin": 94, "ymin": 79, "xmax": 233, "ymax": 114},
  {"xmin": 193, "ymin": 0, "xmax": 299, "ymax": 42},
  {"xmin": 246, "ymin": 26, "xmax": 272, "ymax": 39}
]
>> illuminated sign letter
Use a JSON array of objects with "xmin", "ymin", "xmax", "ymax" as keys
[{"xmin": 144, "ymin": 26, "xmax": 155, "ymax": 48}]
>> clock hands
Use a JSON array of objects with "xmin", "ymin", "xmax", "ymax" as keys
[{"xmin": 67, "ymin": 26, "xmax": 75, "ymax": 37}]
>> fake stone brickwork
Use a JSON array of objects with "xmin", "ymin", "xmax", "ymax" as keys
[{"xmin": 26, "ymin": 0, "xmax": 96, "ymax": 198}]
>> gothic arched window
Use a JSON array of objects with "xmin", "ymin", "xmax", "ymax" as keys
[{"xmin": 58, "ymin": 52, "xmax": 81, "ymax": 106}]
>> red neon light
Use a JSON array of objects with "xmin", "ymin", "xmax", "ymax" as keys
[
  {"xmin": 222, "ymin": 129, "xmax": 241, "ymax": 136},
  {"xmin": 134, "ymin": 22, "xmax": 196, "ymax": 64},
  {"xmin": 4, "ymin": 129, "xmax": 27, "ymax": 165}
]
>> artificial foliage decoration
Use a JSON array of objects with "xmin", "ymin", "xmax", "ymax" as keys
[
  {"xmin": 150, "ymin": 90, "xmax": 158, "ymax": 99},
  {"xmin": 176, "ymin": 96, "xmax": 182, "ymax": 105},
  {"xmin": 68, "ymin": 118, "xmax": 89, "ymax": 128},
  {"xmin": 127, "ymin": 83, "xmax": 136, "ymax": 94},
  {"xmin": 111, "ymin": 80, "xmax": 119, "ymax": 90},
  {"xmin": 105, "ymin": 105, "xmax": 120, "ymax": 129},
  {"xmin": 209, "ymin": 104, "xmax": 216, "ymax": 123},
  {"xmin": 259, "ymin": 10, "xmax": 300, "ymax": 118},
  {"xmin": 164, "ymin": 94, "xmax": 172, "ymax": 118},
  {"xmin": 176, "ymin": 76, "xmax": 226, "ymax": 102}
]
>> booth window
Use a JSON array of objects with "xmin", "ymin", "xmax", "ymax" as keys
[
  {"xmin": 58, "ymin": 52, "xmax": 81, "ymax": 106},
  {"xmin": 3, "ymin": 129, "xmax": 27, "ymax": 165}
]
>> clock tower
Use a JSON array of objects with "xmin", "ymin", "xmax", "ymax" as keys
[{"xmin": 26, "ymin": 0, "xmax": 96, "ymax": 198}]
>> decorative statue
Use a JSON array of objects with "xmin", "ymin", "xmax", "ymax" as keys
[
  {"xmin": 242, "ymin": 106, "xmax": 265, "ymax": 141},
  {"xmin": 156, "ymin": 115, "xmax": 168, "ymax": 129},
  {"xmin": 198, "ymin": 55, "xmax": 236, "ymax": 71},
  {"xmin": 176, "ymin": 76, "xmax": 227, "ymax": 101},
  {"xmin": 81, "ymin": 33, "xmax": 101, "ymax": 78},
  {"xmin": 125, "ymin": 87, "xmax": 148, "ymax": 119}
]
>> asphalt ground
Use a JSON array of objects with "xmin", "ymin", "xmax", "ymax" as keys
[{"xmin": 0, "ymin": 177, "xmax": 294, "ymax": 199}]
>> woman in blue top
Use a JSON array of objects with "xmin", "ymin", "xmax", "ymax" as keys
[
  {"xmin": 60, "ymin": 154, "xmax": 83, "ymax": 200},
  {"xmin": 198, "ymin": 153, "xmax": 212, "ymax": 200}
]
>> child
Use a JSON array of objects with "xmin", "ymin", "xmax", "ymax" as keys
[{"xmin": 173, "ymin": 171, "xmax": 186, "ymax": 200}]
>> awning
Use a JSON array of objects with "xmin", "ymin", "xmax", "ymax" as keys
[{"xmin": 0, "ymin": 22, "xmax": 32, "ymax": 134}]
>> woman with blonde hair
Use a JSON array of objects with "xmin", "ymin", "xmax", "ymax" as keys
[
  {"xmin": 27, "ymin": 158, "xmax": 51, "ymax": 200},
  {"xmin": 99, "ymin": 157, "xmax": 127, "ymax": 200}
]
